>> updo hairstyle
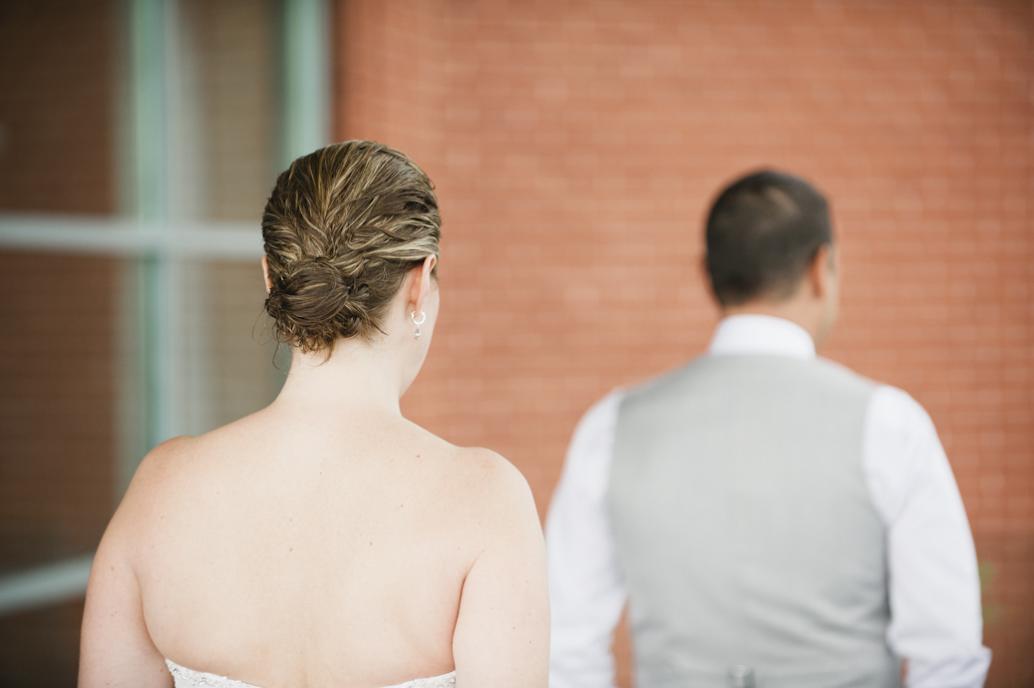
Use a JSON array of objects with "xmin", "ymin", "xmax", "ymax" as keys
[{"xmin": 262, "ymin": 140, "xmax": 440, "ymax": 353}]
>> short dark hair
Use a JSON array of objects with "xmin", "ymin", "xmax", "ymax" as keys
[{"xmin": 704, "ymin": 169, "xmax": 833, "ymax": 307}]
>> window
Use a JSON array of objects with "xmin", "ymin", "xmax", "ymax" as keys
[{"xmin": 0, "ymin": 0, "xmax": 329, "ymax": 681}]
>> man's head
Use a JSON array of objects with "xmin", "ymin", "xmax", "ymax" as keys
[{"xmin": 704, "ymin": 169, "xmax": 840, "ymax": 346}]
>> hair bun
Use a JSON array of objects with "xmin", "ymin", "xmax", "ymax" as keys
[
  {"xmin": 261, "ymin": 140, "xmax": 441, "ymax": 354},
  {"xmin": 265, "ymin": 255, "xmax": 372, "ymax": 345}
]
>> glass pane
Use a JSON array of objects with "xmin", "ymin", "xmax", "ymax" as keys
[
  {"xmin": 178, "ymin": 259, "xmax": 287, "ymax": 436},
  {"xmin": 0, "ymin": 598, "xmax": 83, "ymax": 686},
  {"xmin": 0, "ymin": 0, "xmax": 118, "ymax": 215},
  {"xmin": 172, "ymin": 0, "xmax": 281, "ymax": 223},
  {"xmin": 0, "ymin": 251, "xmax": 123, "ymax": 574}
]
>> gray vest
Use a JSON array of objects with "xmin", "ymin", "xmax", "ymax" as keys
[{"xmin": 607, "ymin": 355, "xmax": 899, "ymax": 688}]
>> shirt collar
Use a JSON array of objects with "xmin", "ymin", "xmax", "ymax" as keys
[{"xmin": 707, "ymin": 314, "xmax": 816, "ymax": 359}]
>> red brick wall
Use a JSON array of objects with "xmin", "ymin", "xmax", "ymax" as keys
[{"xmin": 334, "ymin": 1, "xmax": 1033, "ymax": 685}]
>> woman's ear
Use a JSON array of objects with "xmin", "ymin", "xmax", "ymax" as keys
[
  {"xmin": 261, "ymin": 255, "xmax": 272, "ymax": 294},
  {"xmin": 408, "ymin": 255, "xmax": 438, "ymax": 314}
]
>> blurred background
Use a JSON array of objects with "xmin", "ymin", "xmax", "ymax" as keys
[{"xmin": 0, "ymin": 0, "xmax": 1030, "ymax": 686}]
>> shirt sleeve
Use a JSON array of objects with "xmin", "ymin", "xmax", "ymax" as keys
[
  {"xmin": 863, "ymin": 385, "xmax": 992, "ymax": 687},
  {"xmin": 546, "ymin": 389, "xmax": 627, "ymax": 688}
]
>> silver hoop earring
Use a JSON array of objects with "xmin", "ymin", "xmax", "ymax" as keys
[{"xmin": 410, "ymin": 310, "xmax": 427, "ymax": 339}]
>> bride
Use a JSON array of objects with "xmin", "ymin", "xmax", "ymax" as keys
[{"xmin": 78, "ymin": 141, "xmax": 550, "ymax": 687}]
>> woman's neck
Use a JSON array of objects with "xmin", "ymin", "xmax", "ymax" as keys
[{"xmin": 272, "ymin": 340, "xmax": 405, "ymax": 418}]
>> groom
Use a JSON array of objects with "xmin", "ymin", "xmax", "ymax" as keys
[{"xmin": 546, "ymin": 170, "xmax": 990, "ymax": 687}]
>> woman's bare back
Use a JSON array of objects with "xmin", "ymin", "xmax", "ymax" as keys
[{"xmin": 121, "ymin": 404, "xmax": 526, "ymax": 687}]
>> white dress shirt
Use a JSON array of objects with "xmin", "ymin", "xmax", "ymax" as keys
[{"xmin": 547, "ymin": 314, "xmax": 991, "ymax": 688}]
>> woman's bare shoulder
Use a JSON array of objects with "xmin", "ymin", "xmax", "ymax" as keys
[
  {"xmin": 445, "ymin": 445, "xmax": 541, "ymax": 533},
  {"xmin": 453, "ymin": 446, "xmax": 532, "ymax": 491},
  {"xmin": 397, "ymin": 415, "xmax": 533, "ymax": 493},
  {"xmin": 391, "ymin": 417, "xmax": 536, "ymax": 518},
  {"xmin": 125, "ymin": 411, "xmax": 266, "ymax": 488},
  {"xmin": 117, "ymin": 435, "xmax": 197, "ymax": 508},
  {"xmin": 94, "ymin": 434, "xmax": 198, "ymax": 562}
]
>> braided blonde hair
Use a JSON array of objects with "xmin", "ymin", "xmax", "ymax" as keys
[{"xmin": 262, "ymin": 141, "xmax": 440, "ymax": 353}]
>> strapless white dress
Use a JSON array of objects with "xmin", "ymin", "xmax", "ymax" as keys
[{"xmin": 166, "ymin": 658, "xmax": 456, "ymax": 688}]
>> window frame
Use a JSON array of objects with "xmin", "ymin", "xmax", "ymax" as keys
[{"xmin": 0, "ymin": 0, "xmax": 329, "ymax": 618}]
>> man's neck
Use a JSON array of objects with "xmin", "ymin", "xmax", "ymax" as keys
[{"xmin": 721, "ymin": 303, "xmax": 818, "ymax": 343}]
